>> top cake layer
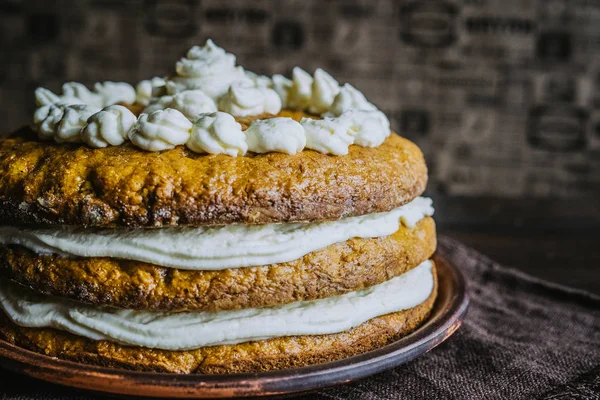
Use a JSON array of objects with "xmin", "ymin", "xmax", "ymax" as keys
[
  {"xmin": 0, "ymin": 112, "xmax": 427, "ymax": 228},
  {"xmin": 2, "ymin": 40, "xmax": 428, "ymax": 228}
]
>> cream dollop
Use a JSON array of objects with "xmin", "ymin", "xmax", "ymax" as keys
[
  {"xmin": 61, "ymin": 82, "xmax": 104, "ymax": 108},
  {"xmin": 129, "ymin": 109, "xmax": 192, "ymax": 151},
  {"xmin": 218, "ymin": 84, "xmax": 281, "ymax": 117},
  {"xmin": 0, "ymin": 261, "xmax": 433, "ymax": 350},
  {"xmin": 143, "ymin": 95, "xmax": 174, "ymax": 114},
  {"xmin": 176, "ymin": 39, "xmax": 236, "ymax": 77},
  {"xmin": 245, "ymin": 71, "xmax": 273, "ymax": 88},
  {"xmin": 33, "ymin": 103, "xmax": 65, "ymax": 140},
  {"xmin": 272, "ymin": 74, "xmax": 292, "ymax": 106},
  {"xmin": 286, "ymin": 67, "xmax": 314, "ymax": 110},
  {"xmin": 169, "ymin": 90, "xmax": 218, "ymax": 119},
  {"xmin": 34, "ymin": 88, "xmax": 62, "ymax": 107},
  {"xmin": 342, "ymin": 110, "xmax": 391, "ymax": 147},
  {"xmin": 35, "ymin": 81, "xmax": 135, "ymax": 109},
  {"xmin": 142, "ymin": 90, "xmax": 218, "ymax": 119},
  {"xmin": 328, "ymin": 83, "xmax": 377, "ymax": 116},
  {"xmin": 30, "ymin": 39, "xmax": 393, "ymax": 157},
  {"xmin": 35, "ymin": 84, "xmax": 102, "ymax": 108},
  {"xmin": 169, "ymin": 39, "xmax": 251, "ymax": 100},
  {"xmin": 245, "ymin": 117, "xmax": 306, "ymax": 155},
  {"xmin": 301, "ymin": 116, "xmax": 354, "ymax": 155},
  {"xmin": 55, "ymin": 104, "xmax": 100, "ymax": 143},
  {"xmin": 81, "ymin": 105, "xmax": 137, "ymax": 148},
  {"xmin": 135, "ymin": 77, "xmax": 167, "ymax": 106},
  {"xmin": 187, "ymin": 112, "xmax": 247, "ymax": 156},
  {"xmin": 308, "ymin": 68, "xmax": 340, "ymax": 114},
  {"xmin": 94, "ymin": 82, "xmax": 136, "ymax": 106}
]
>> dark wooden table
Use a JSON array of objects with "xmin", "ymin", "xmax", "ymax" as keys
[
  {"xmin": 442, "ymin": 230, "xmax": 599, "ymax": 294},
  {"xmin": 434, "ymin": 195, "xmax": 600, "ymax": 294}
]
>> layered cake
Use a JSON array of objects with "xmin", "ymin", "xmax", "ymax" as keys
[{"xmin": 0, "ymin": 40, "xmax": 437, "ymax": 374}]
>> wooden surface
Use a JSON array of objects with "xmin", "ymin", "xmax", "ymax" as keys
[
  {"xmin": 442, "ymin": 230, "xmax": 600, "ymax": 295},
  {"xmin": 433, "ymin": 195, "xmax": 600, "ymax": 295}
]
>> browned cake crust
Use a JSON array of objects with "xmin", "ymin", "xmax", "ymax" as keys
[
  {"xmin": 0, "ymin": 264, "xmax": 437, "ymax": 374},
  {"xmin": 0, "ymin": 218, "xmax": 436, "ymax": 312},
  {"xmin": 0, "ymin": 111, "xmax": 427, "ymax": 228}
]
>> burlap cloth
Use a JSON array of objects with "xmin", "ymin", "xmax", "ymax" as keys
[{"xmin": 0, "ymin": 237, "xmax": 598, "ymax": 399}]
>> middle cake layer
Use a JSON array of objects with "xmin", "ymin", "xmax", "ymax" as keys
[
  {"xmin": 0, "ymin": 260, "xmax": 435, "ymax": 350},
  {"xmin": 0, "ymin": 217, "xmax": 436, "ymax": 312},
  {"xmin": 0, "ymin": 197, "xmax": 433, "ymax": 270}
]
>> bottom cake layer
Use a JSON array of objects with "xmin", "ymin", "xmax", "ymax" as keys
[{"xmin": 0, "ymin": 264, "xmax": 437, "ymax": 374}]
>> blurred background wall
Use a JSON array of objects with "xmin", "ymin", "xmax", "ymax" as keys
[{"xmin": 1, "ymin": 0, "xmax": 599, "ymax": 230}]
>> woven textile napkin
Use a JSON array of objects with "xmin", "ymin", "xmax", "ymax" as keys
[{"xmin": 1, "ymin": 237, "xmax": 599, "ymax": 399}]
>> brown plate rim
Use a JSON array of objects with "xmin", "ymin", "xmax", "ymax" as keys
[{"xmin": 0, "ymin": 253, "xmax": 469, "ymax": 399}]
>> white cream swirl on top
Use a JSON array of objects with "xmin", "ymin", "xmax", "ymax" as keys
[
  {"xmin": 129, "ymin": 109, "xmax": 192, "ymax": 151},
  {"xmin": 135, "ymin": 77, "xmax": 167, "ymax": 106},
  {"xmin": 55, "ymin": 104, "xmax": 101, "ymax": 143},
  {"xmin": 58, "ymin": 83, "xmax": 104, "ymax": 108},
  {"xmin": 300, "ymin": 110, "xmax": 391, "ymax": 155},
  {"xmin": 168, "ymin": 90, "xmax": 218, "ymax": 119},
  {"xmin": 187, "ymin": 112, "xmax": 247, "ymax": 156},
  {"xmin": 31, "ymin": 39, "xmax": 392, "ymax": 156},
  {"xmin": 81, "ymin": 105, "xmax": 137, "ymax": 148},
  {"xmin": 327, "ymin": 83, "xmax": 378, "ymax": 116},
  {"xmin": 309, "ymin": 69, "xmax": 341, "ymax": 114},
  {"xmin": 94, "ymin": 82, "xmax": 136, "ymax": 106},
  {"xmin": 286, "ymin": 67, "xmax": 314, "ymax": 110},
  {"xmin": 301, "ymin": 116, "xmax": 355, "ymax": 155},
  {"xmin": 244, "ymin": 71, "xmax": 273, "ymax": 88},
  {"xmin": 0, "ymin": 197, "xmax": 433, "ymax": 270},
  {"xmin": 218, "ymin": 84, "xmax": 281, "ymax": 117},
  {"xmin": 246, "ymin": 117, "xmax": 306, "ymax": 155},
  {"xmin": 169, "ymin": 39, "xmax": 251, "ymax": 100},
  {"xmin": 344, "ymin": 109, "xmax": 391, "ymax": 147},
  {"xmin": 35, "ymin": 82, "xmax": 135, "ymax": 108},
  {"xmin": 33, "ymin": 104, "xmax": 66, "ymax": 140},
  {"xmin": 272, "ymin": 74, "xmax": 292, "ymax": 105}
]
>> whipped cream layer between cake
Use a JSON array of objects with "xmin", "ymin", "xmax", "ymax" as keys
[
  {"xmin": 0, "ymin": 197, "xmax": 433, "ymax": 270},
  {"xmin": 0, "ymin": 260, "xmax": 434, "ymax": 350}
]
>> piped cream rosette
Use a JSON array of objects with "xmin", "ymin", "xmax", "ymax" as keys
[{"xmin": 31, "ymin": 40, "xmax": 390, "ymax": 157}]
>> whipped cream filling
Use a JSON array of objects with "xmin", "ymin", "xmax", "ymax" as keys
[
  {"xmin": 0, "ymin": 260, "xmax": 434, "ymax": 350},
  {"xmin": 0, "ymin": 197, "xmax": 433, "ymax": 270}
]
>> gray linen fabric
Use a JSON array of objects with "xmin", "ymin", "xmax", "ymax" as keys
[{"xmin": 1, "ymin": 237, "xmax": 599, "ymax": 400}]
